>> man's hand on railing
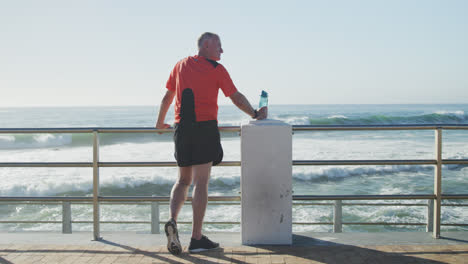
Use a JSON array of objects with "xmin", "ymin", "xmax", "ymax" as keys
[{"xmin": 155, "ymin": 123, "xmax": 171, "ymax": 134}]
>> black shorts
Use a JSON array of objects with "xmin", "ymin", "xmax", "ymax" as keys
[{"xmin": 173, "ymin": 120, "xmax": 223, "ymax": 167}]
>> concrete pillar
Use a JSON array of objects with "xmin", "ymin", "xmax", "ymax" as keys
[{"xmin": 241, "ymin": 120, "xmax": 292, "ymax": 245}]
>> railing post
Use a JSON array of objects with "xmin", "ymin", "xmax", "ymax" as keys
[
  {"xmin": 334, "ymin": 200, "xmax": 343, "ymax": 233},
  {"xmin": 433, "ymin": 128, "xmax": 442, "ymax": 238},
  {"xmin": 62, "ymin": 201, "xmax": 72, "ymax": 234},
  {"xmin": 427, "ymin": 199, "xmax": 434, "ymax": 232},
  {"xmin": 151, "ymin": 195, "xmax": 160, "ymax": 234},
  {"xmin": 93, "ymin": 131, "xmax": 101, "ymax": 240}
]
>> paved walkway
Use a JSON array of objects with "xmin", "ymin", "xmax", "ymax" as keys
[{"xmin": 0, "ymin": 232, "xmax": 467, "ymax": 263}]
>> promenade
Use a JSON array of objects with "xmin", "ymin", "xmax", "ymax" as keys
[{"xmin": 1, "ymin": 231, "xmax": 467, "ymax": 263}]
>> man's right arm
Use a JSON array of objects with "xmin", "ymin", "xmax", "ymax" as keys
[
  {"xmin": 229, "ymin": 91, "xmax": 267, "ymax": 120},
  {"xmin": 155, "ymin": 89, "xmax": 175, "ymax": 129}
]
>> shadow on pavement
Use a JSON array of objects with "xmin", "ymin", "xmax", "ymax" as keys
[
  {"xmin": 0, "ymin": 235, "xmax": 460, "ymax": 263},
  {"xmin": 96, "ymin": 235, "xmax": 450, "ymax": 264}
]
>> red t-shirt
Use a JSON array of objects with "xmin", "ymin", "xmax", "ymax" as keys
[{"xmin": 166, "ymin": 55, "xmax": 238, "ymax": 123}]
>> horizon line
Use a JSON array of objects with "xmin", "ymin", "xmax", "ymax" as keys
[{"xmin": 2, "ymin": 103, "xmax": 468, "ymax": 108}]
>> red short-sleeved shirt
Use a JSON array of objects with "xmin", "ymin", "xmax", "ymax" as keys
[{"xmin": 166, "ymin": 55, "xmax": 238, "ymax": 123}]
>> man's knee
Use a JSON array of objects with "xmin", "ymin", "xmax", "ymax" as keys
[
  {"xmin": 176, "ymin": 178, "xmax": 192, "ymax": 187},
  {"xmin": 177, "ymin": 166, "xmax": 193, "ymax": 186},
  {"xmin": 192, "ymin": 174, "xmax": 210, "ymax": 186}
]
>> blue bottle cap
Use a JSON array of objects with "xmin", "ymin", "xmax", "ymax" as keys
[{"xmin": 261, "ymin": 90, "xmax": 268, "ymax": 97}]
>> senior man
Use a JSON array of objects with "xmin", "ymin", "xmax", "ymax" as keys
[{"xmin": 156, "ymin": 32, "xmax": 267, "ymax": 254}]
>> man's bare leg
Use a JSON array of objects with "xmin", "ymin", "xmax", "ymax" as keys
[
  {"xmin": 170, "ymin": 166, "xmax": 193, "ymax": 220},
  {"xmin": 191, "ymin": 162, "xmax": 212, "ymax": 240},
  {"xmin": 165, "ymin": 165, "xmax": 193, "ymax": 255}
]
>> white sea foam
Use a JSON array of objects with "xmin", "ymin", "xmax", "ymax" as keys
[
  {"xmin": 276, "ymin": 115, "xmax": 310, "ymax": 125},
  {"xmin": 33, "ymin": 134, "xmax": 72, "ymax": 146},
  {"xmin": 0, "ymin": 134, "xmax": 75, "ymax": 149},
  {"xmin": 327, "ymin": 115, "xmax": 347, "ymax": 119},
  {"xmin": 434, "ymin": 110, "xmax": 465, "ymax": 116},
  {"xmin": 0, "ymin": 135, "xmax": 15, "ymax": 142},
  {"xmin": 293, "ymin": 165, "xmax": 433, "ymax": 181}
]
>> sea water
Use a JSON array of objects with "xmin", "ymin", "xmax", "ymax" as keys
[{"xmin": 0, "ymin": 104, "xmax": 467, "ymax": 233}]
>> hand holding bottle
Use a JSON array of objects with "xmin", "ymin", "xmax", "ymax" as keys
[
  {"xmin": 255, "ymin": 90, "xmax": 268, "ymax": 120},
  {"xmin": 255, "ymin": 106, "xmax": 268, "ymax": 120}
]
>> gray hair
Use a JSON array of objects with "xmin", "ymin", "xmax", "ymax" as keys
[{"xmin": 197, "ymin": 32, "xmax": 219, "ymax": 50}]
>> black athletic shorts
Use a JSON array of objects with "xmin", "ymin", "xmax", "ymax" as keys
[{"xmin": 173, "ymin": 120, "xmax": 223, "ymax": 167}]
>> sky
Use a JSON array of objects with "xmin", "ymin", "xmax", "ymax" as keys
[{"xmin": 1, "ymin": 0, "xmax": 467, "ymax": 107}]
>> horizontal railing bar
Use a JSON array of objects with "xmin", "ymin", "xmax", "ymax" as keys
[
  {"xmin": 3, "ymin": 159, "xmax": 467, "ymax": 168},
  {"xmin": 0, "ymin": 161, "xmax": 240, "ymax": 168},
  {"xmin": 293, "ymin": 160, "xmax": 436, "ymax": 166},
  {"xmin": 94, "ymin": 202, "xmax": 239, "ymax": 205},
  {"xmin": 343, "ymin": 203, "xmax": 428, "ymax": 206},
  {"xmin": 3, "ymin": 201, "xmax": 465, "ymax": 207},
  {"xmin": 2, "ymin": 201, "xmax": 464, "ymax": 207},
  {"xmin": 292, "ymin": 124, "xmax": 468, "ymax": 131},
  {"xmin": 292, "ymin": 222, "xmax": 466, "ymax": 227},
  {"xmin": 71, "ymin": 221, "xmax": 241, "ymax": 225},
  {"xmin": 293, "ymin": 203, "xmax": 334, "ymax": 206},
  {"xmin": 434, "ymin": 126, "xmax": 468, "ymax": 130},
  {"xmin": 96, "ymin": 127, "xmax": 241, "ymax": 133},
  {"xmin": 0, "ymin": 162, "xmax": 92, "ymax": 168},
  {"xmin": 442, "ymin": 194, "xmax": 468, "ymax": 199},
  {"xmin": 75, "ymin": 221, "xmax": 150, "ymax": 224},
  {"xmin": 0, "ymin": 221, "xmax": 61, "ymax": 224},
  {"xmin": 0, "ymin": 197, "xmax": 93, "ymax": 202},
  {"xmin": 293, "ymin": 194, "xmax": 436, "ymax": 200},
  {"xmin": 99, "ymin": 161, "xmax": 241, "ymax": 167},
  {"xmin": 295, "ymin": 125, "xmax": 439, "ymax": 131},
  {"xmin": 100, "ymin": 196, "xmax": 241, "ymax": 202},
  {"xmin": 292, "ymin": 203, "xmax": 428, "ymax": 206},
  {"xmin": 2, "ymin": 220, "xmax": 466, "ymax": 227},
  {"xmin": 2, "ymin": 195, "xmax": 466, "ymax": 202},
  {"xmin": 443, "ymin": 159, "xmax": 468, "ymax": 165},
  {"xmin": 98, "ymin": 128, "xmax": 174, "ymax": 133},
  {"xmin": 158, "ymin": 221, "xmax": 241, "ymax": 225},
  {"xmin": 0, "ymin": 194, "xmax": 468, "ymax": 203},
  {"xmin": 0, "ymin": 196, "xmax": 237, "ymax": 202},
  {"xmin": 2, "ymin": 124, "xmax": 468, "ymax": 134},
  {"xmin": 293, "ymin": 222, "xmax": 334, "ymax": 225},
  {"xmin": 3, "ymin": 195, "xmax": 467, "ymax": 202},
  {"xmin": 99, "ymin": 162, "xmax": 188, "ymax": 167},
  {"xmin": 342, "ymin": 222, "xmax": 426, "ymax": 226},
  {"xmin": 0, "ymin": 127, "xmax": 241, "ymax": 134},
  {"xmin": 0, "ymin": 128, "xmax": 95, "ymax": 134}
]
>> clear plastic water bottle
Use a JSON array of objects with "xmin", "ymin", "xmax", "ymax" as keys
[{"xmin": 259, "ymin": 90, "xmax": 268, "ymax": 108}]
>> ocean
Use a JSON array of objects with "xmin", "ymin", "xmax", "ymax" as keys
[{"xmin": 0, "ymin": 104, "xmax": 467, "ymax": 233}]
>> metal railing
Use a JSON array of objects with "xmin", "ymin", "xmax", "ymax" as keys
[{"xmin": 1, "ymin": 124, "xmax": 467, "ymax": 240}]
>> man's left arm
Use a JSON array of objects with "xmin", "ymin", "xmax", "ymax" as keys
[{"xmin": 229, "ymin": 91, "xmax": 267, "ymax": 120}]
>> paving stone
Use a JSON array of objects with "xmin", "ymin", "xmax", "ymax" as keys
[
  {"xmin": 270, "ymin": 254, "xmax": 285, "ymax": 264},
  {"xmin": 97, "ymin": 255, "xmax": 119, "ymax": 264},
  {"xmin": 59, "ymin": 255, "xmax": 81, "ymax": 264}
]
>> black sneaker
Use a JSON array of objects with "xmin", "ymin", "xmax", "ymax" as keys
[
  {"xmin": 164, "ymin": 218, "xmax": 182, "ymax": 255},
  {"xmin": 188, "ymin": 235, "xmax": 219, "ymax": 253}
]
